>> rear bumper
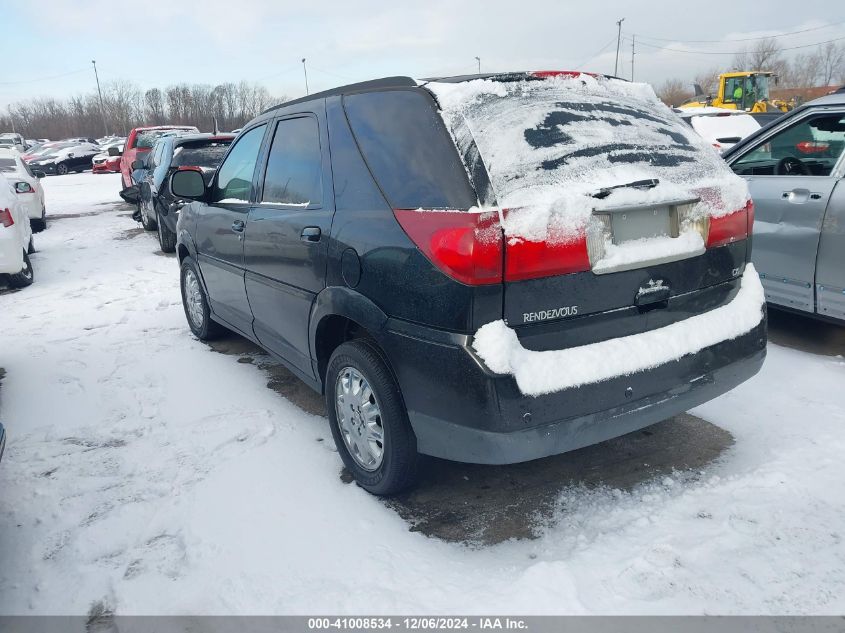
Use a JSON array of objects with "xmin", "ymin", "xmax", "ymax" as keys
[{"xmin": 385, "ymin": 312, "xmax": 766, "ymax": 465}]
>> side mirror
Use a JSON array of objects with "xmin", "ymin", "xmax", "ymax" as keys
[
  {"xmin": 131, "ymin": 159, "xmax": 145, "ymax": 171},
  {"xmin": 15, "ymin": 182, "xmax": 34, "ymax": 194},
  {"xmin": 67, "ymin": 152, "xmax": 75, "ymax": 158},
  {"xmin": 170, "ymin": 168, "xmax": 206, "ymax": 200},
  {"xmin": 33, "ymin": 170, "xmax": 46, "ymax": 179},
  {"xmin": 108, "ymin": 147, "xmax": 122, "ymax": 157}
]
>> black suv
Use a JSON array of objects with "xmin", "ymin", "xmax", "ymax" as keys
[
  {"xmin": 137, "ymin": 133, "xmax": 235, "ymax": 252},
  {"xmin": 171, "ymin": 72, "xmax": 767, "ymax": 495}
]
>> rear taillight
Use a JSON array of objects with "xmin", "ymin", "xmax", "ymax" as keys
[
  {"xmin": 505, "ymin": 233, "xmax": 591, "ymax": 281},
  {"xmin": 393, "ymin": 209, "xmax": 503, "ymax": 285},
  {"xmin": 0, "ymin": 208, "xmax": 13, "ymax": 228},
  {"xmin": 707, "ymin": 200, "xmax": 752, "ymax": 248}
]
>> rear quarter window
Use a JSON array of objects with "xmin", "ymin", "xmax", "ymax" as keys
[{"xmin": 343, "ymin": 89, "xmax": 478, "ymax": 209}]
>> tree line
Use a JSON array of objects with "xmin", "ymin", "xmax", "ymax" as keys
[
  {"xmin": 1, "ymin": 80, "xmax": 284, "ymax": 140},
  {"xmin": 657, "ymin": 39, "xmax": 845, "ymax": 107}
]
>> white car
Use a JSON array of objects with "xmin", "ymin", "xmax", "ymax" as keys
[
  {"xmin": 0, "ymin": 148, "xmax": 47, "ymax": 231},
  {"xmin": 675, "ymin": 107, "xmax": 761, "ymax": 153},
  {"xmin": 0, "ymin": 133, "xmax": 27, "ymax": 153},
  {"xmin": 0, "ymin": 172, "xmax": 34, "ymax": 288}
]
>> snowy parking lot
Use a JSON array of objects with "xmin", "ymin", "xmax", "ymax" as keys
[{"xmin": 1, "ymin": 173, "xmax": 844, "ymax": 615}]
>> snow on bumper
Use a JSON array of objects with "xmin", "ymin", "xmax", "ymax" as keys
[{"xmin": 473, "ymin": 264, "xmax": 766, "ymax": 396}]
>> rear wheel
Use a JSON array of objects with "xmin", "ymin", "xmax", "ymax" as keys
[
  {"xmin": 31, "ymin": 207, "xmax": 46, "ymax": 232},
  {"xmin": 326, "ymin": 340, "xmax": 419, "ymax": 495},
  {"xmin": 56, "ymin": 163, "xmax": 68, "ymax": 176},
  {"xmin": 7, "ymin": 250, "xmax": 34, "ymax": 288},
  {"xmin": 157, "ymin": 210, "xmax": 177, "ymax": 253},
  {"xmin": 140, "ymin": 199, "xmax": 157, "ymax": 231},
  {"xmin": 179, "ymin": 256, "xmax": 223, "ymax": 340}
]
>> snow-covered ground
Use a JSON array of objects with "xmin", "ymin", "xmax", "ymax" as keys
[{"xmin": 0, "ymin": 173, "xmax": 844, "ymax": 615}]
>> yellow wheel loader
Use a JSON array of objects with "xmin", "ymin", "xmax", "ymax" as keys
[{"xmin": 680, "ymin": 72, "xmax": 791, "ymax": 113}]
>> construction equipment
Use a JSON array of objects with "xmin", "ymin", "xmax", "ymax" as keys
[{"xmin": 680, "ymin": 72, "xmax": 791, "ymax": 113}]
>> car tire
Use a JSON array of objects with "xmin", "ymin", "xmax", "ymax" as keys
[
  {"xmin": 326, "ymin": 340, "xmax": 419, "ymax": 496},
  {"xmin": 56, "ymin": 163, "xmax": 68, "ymax": 176},
  {"xmin": 156, "ymin": 209, "xmax": 177, "ymax": 253},
  {"xmin": 179, "ymin": 256, "xmax": 223, "ymax": 340},
  {"xmin": 31, "ymin": 209, "xmax": 46, "ymax": 233},
  {"xmin": 7, "ymin": 250, "xmax": 34, "ymax": 288},
  {"xmin": 26, "ymin": 237, "xmax": 34, "ymax": 255},
  {"xmin": 140, "ymin": 200, "xmax": 157, "ymax": 231}
]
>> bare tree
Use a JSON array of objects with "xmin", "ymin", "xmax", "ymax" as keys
[
  {"xmin": 781, "ymin": 51, "xmax": 822, "ymax": 88},
  {"xmin": 693, "ymin": 67, "xmax": 721, "ymax": 96},
  {"xmin": 817, "ymin": 42, "xmax": 845, "ymax": 86},
  {"xmin": 1, "ymin": 79, "xmax": 281, "ymax": 139},
  {"xmin": 657, "ymin": 78, "xmax": 692, "ymax": 107},
  {"xmin": 732, "ymin": 38, "xmax": 785, "ymax": 74}
]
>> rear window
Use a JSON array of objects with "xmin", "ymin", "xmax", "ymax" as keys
[
  {"xmin": 173, "ymin": 141, "xmax": 231, "ymax": 168},
  {"xmin": 0, "ymin": 158, "xmax": 16, "ymax": 172},
  {"xmin": 343, "ymin": 89, "xmax": 477, "ymax": 209},
  {"xmin": 427, "ymin": 76, "xmax": 748, "ymax": 238},
  {"xmin": 133, "ymin": 128, "xmax": 195, "ymax": 149}
]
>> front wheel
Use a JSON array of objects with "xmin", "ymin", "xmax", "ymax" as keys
[
  {"xmin": 157, "ymin": 210, "xmax": 177, "ymax": 253},
  {"xmin": 56, "ymin": 162, "xmax": 68, "ymax": 176},
  {"xmin": 179, "ymin": 256, "xmax": 223, "ymax": 340},
  {"xmin": 7, "ymin": 250, "xmax": 34, "ymax": 288},
  {"xmin": 140, "ymin": 199, "xmax": 157, "ymax": 231},
  {"xmin": 326, "ymin": 340, "xmax": 419, "ymax": 495}
]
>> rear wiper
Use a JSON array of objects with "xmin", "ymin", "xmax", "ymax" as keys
[{"xmin": 592, "ymin": 178, "xmax": 659, "ymax": 199}]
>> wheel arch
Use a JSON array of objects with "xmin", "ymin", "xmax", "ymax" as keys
[{"xmin": 310, "ymin": 287, "xmax": 392, "ymax": 393}]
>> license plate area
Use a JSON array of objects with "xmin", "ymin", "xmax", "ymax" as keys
[{"xmin": 609, "ymin": 204, "xmax": 674, "ymax": 244}]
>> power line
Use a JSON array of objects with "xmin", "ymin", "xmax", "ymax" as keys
[
  {"xmin": 628, "ymin": 20, "xmax": 845, "ymax": 44},
  {"xmin": 0, "ymin": 67, "xmax": 89, "ymax": 86},
  {"xmin": 574, "ymin": 35, "xmax": 619, "ymax": 70},
  {"xmin": 626, "ymin": 34, "xmax": 845, "ymax": 56}
]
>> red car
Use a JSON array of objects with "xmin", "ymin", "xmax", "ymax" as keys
[
  {"xmin": 93, "ymin": 151, "xmax": 122, "ymax": 174},
  {"xmin": 120, "ymin": 125, "xmax": 198, "ymax": 189}
]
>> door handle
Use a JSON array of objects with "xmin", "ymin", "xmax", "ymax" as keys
[
  {"xmin": 301, "ymin": 226, "xmax": 321, "ymax": 242},
  {"xmin": 781, "ymin": 189, "xmax": 811, "ymax": 203},
  {"xmin": 231, "ymin": 219, "xmax": 245, "ymax": 233}
]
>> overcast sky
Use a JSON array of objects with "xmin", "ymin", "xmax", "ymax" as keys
[{"xmin": 1, "ymin": 0, "xmax": 844, "ymax": 109}]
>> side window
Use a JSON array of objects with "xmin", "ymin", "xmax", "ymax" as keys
[
  {"xmin": 261, "ymin": 117, "xmax": 323, "ymax": 207},
  {"xmin": 213, "ymin": 124, "xmax": 267, "ymax": 203},
  {"xmin": 343, "ymin": 89, "xmax": 477, "ymax": 209},
  {"xmin": 732, "ymin": 113, "xmax": 845, "ymax": 177},
  {"xmin": 724, "ymin": 77, "xmax": 742, "ymax": 104},
  {"xmin": 153, "ymin": 142, "xmax": 171, "ymax": 185}
]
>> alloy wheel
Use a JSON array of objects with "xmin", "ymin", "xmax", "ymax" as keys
[
  {"xmin": 335, "ymin": 367, "xmax": 385, "ymax": 471},
  {"xmin": 183, "ymin": 268, "xmax": 204, "ymax": 329}
]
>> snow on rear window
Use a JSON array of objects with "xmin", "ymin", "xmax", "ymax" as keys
[{"xmin": 427, "ymin": 76, "xmax": 749, "ymax": 242}]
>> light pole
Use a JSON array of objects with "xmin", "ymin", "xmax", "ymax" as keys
[
  {"xmin": 614, "ymin": 18, "xmax": 625, "ymax": 77},
  {"xmin": 475, "ymin": 56, "xmax": 481, "ymax": 74},
  {"xmin": 91, "ymin": 60, "xmax": 108, "ymax": 136},
  {"xmin": 302, "ymin": 58, "xmax": 309, "ymax": 95}
]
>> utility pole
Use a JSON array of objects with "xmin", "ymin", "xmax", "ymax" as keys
[
  {"xmin": 302, "ymin": 58, "xmax": 309, "ymax": 95},
  {"xmin": 91, "ymin": 60, "xmax": 108, "ymax": 136},
  {"xmin": 614, "ymin": 18, "xmax": 625, "ymax": 77},
  {"xmin": 475, "ymin": 56, "xmax": 481, "ymax": 74},
  {"xmin": 631, "ymin": 34, "xmax": 635, "ymax": 82}
]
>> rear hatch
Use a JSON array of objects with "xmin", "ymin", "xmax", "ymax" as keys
[{"xmin": 424, "ymin": 73, "xmax": 753, "ymax": 349}]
